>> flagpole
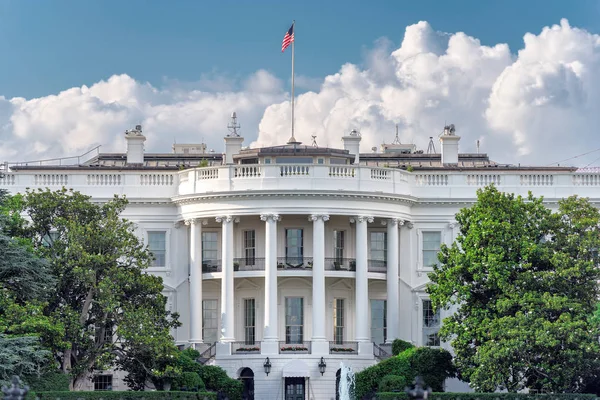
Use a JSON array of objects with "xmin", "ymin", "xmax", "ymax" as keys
[{"xmin": 290, "ymin": 20, "xmax": 296, "ymax": 142}]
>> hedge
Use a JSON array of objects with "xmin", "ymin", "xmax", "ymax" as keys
[
  {"xmin": 26, "ymin": 391, "xmax": 217, "ymax": 400},
  {"xmin": 375, "ymin": 394, "xmax": 599, "ymax": 400},
  {"xmin": 25, "ymin": 372, "xmax": 70, "ymax": 391},
  {"xmin": 391, "ymin": 339, "xmax": 414, "ymax": 356}
]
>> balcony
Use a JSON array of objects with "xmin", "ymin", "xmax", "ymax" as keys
[
  {"xmin": 232, "ymin": 341, "xmax": 261, "ymax": 354},
  {"xmin": 368, "ymin": 259, "xmax": 387, "ymax": 273},
  {"xmin": 329, "ymin": 341, "xmax": 358, "ymax": 355},
  {"xmin": 277, "ymin": 257, "xmax": 313, "ymax": 270},
  {"xmin": 202, "ymin": 260, "xmax": 221, "ymax": 273},
  {"xmin": 324, "ymin": 258, "xmax": 356, "ymax": 271},
  {"xmin": 279, "ymin": 341, "xmax": 311, "ymax": 354},
  {"xmin": 233, "ymin": 257, "xmax": 265, "ymax": 271}
]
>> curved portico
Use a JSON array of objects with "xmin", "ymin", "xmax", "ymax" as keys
[{"xmin": 179, "ymin": 208, "xmax": 410, "ymax": 356}]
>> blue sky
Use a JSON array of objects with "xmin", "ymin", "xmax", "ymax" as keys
[{"xmin": 1, "ymin": 0, "xmax": 599, "ymax": 99}]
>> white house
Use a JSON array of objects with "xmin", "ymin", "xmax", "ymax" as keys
[{"xmin": 1, "ymin": 119, "xmax": 598, "ymax": 400}]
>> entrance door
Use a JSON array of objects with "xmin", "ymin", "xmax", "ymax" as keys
[
  {"xmin": 285, "ymin": 377, "xmax": 305, "ymax": 400},
  {"xmin": 239, "ymin": 368, "xmax": 254, "ymax": 400}
]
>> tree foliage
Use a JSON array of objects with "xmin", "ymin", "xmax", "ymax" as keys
[
  {"xmin": 0, "ymin": 335, "xmax": 52, "ymax": 387},
  {"xmin": 427, "ymin": 186, "xmax": 600, "ymax": 393},
  {"xmin": 6, "ymin": 188, "xmax": 180, "ymax": 389}
]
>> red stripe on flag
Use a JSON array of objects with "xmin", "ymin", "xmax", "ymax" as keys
[{"xmin": 282, "ymin": 25, "xmax": 294, "ymax": 52}]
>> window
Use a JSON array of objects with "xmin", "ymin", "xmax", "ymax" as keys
[
  {"xmin": 422, "ymin": 232, "xmax": 442, "ymax": 267},
  {"xmin": 244, "ymin": 230, "xmax": 256, "ymax": 266},
  {"xmin": 42, "ymin": 231, "xmax": 60, "ymax": 247},
  {"xmin": 317, "ymin": 158, "xmax": 324, "ymax": 164},
  {"xmin": 285, "ymin": 229, "xmax": 303, "ymax": 265},
  {"xmin": 202, "ymin": 232, "xmax": 219, "ymax": 265},
  {"xmin": 334, "ymin": 298, "xmax": 345, "ymax": 344},
  {"xmin": 244, "ymin": 298, "xmax": 256, "ymax": 345},
  {"xmin": 264, "ymin": 158, "xmax": 271, "ymax": 164},
  {"xmin": 333, "ymin": 230, "xmax": 345, "ymax": 263},
  {"xmin": 148, "ymin": 231, "xmax": 166, "ymax": 267},
  {"xmin": 93, "ymin": 375, "xmax": 112, "ymax": 391},
  {"xmin": 95, "ymin": 323, "xmax": 113, "ymax": 344},
  {"xmin": 423, "ymin": 299, "xmax": 440, "ymax": 346},
  {"xmin": 203, "ymin": 300, "xmax": 218, "ymax": 343},
  {"xmin": 276, "ymin": 157, "xmax": 312, "ymax": 164},
  {"xmin": 285, "ymin": 297, "xmax": 304, "ymax": 344},
  {"xmin": 370, "ymin": 232, "xmax": 387, "ymax": 266},
  {"xmin": 370, "ymin": 299, "xmax": 387, "ymax": 344}
]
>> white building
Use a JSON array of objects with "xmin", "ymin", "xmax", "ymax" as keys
[{"xmin": 1, "ymin": 120, "xmax": 598, "ymax": 400}]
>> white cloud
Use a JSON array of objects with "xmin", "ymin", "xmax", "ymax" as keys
[{"xmin": 2, "ymin": 19, "xmax": 600, "ymax": 167}]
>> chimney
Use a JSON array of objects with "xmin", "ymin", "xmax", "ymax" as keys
[
  {"xmin": 342, "ymin": 129, "xmax": 362, "ymax": 164},
  {"xmin": 125, "ymin": 125, "xmax": 146, "ymax": 164},
  {"xmin": 224, "ymin": 112, "xmax": 244, "ymax": 164},
  {"xmin": 439, "ymin": 124, "xmax": 460, "ymax": 165}
]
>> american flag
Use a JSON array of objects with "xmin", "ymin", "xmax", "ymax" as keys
[{"xmin": 281, "ymin": 23, "xmax": 294, "ymax": 52}]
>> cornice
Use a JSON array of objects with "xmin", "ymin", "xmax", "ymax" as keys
[{"xmin": 172, "ymin": 190, "xmax": 417, "ymax": 206}]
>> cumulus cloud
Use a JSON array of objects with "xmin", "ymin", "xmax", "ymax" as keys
[{"xmin": 2, "ymin": 19, "xmax": 600, "ymax": 167}]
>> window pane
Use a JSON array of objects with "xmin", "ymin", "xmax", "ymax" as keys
[
  {"xmin": 244, "ymin": 298, "xmax": 256, "ymax": 345},
  {"xmin": 370, "ymin": 232, "xmax": 387, "ymax": 263},
  {"xmin": 422, "ymin": 232, "xmax": 441, "ymax": 267},
  {"xmin": 148, "ymin": 231, "xmax": 166, "ymax": 267},
  {"xmin": 334, "ymin": 298, "xmax": 345, "ymax": 344},
  {"xmin": 422, "ymin": 299, "xmax": 440, "ymax": 346},
  {"xmin": 202, "ymin": 232, "xmax": 219, "ymax": 264},
  {"xmin": 285, "ymin": 297, "xmax": 304, "ymax": 343},
  {"xmin": 370, "ymin": 299, "xmax": 387, "ymax": 344},
  {"xmin": 285, "ymin": 229, "xmax": 303, "ymax": 264},
  {"xmin": 203, "ymin": 300, "xmax": 218, "ymax": 343}
]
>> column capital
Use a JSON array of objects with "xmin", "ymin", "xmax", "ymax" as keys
[
  {"xmin": 350, "ymin": 216, "xmax": 374, "ymax": 224},
  {"xmin": 216, "ymin": 216, "xmax": 239, "ymax": 224},
  {"xmin": 308, "ymin": 214, "xmax": 330, "ymax": 222},
  {"xmin": 448, "ymin": 221, "xmax": 459, "ymax": 229},
  {"xmin": 260, "ymin": 213, "xmax": 281, "ymax": 222},
  {"xmin": 381, "ymin": 218, "xmax": 404, "ymax": 227},
  {"xmin": 185, "ymin": 218, "xmax": 208, "ymax": 226}
]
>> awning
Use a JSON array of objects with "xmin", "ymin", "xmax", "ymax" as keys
[{"xmin": 282, "ymin": 359, "xmax": 310, "ymax": 377}]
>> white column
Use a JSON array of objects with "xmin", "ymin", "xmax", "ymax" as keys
[
  {"xmin": 261, "ymin": 213, "xmax": 280, "ymax": 342},
  {"xmin": 216, "ymin": 216, "xmax": 235, "ymax": 342},
  {"xmin": 310, "ymin": 214, "xmax": 329, "ymax": 346},
  {"xmin": 353, "ymin": 216, "xmax": 372, "ymax": 342},
  {"xmin": 386, "ymin": 218, "xmax": 401, "ymax": 343},
  {"xmin": 186, "ymin": 219, "xmax": 204, "ymax": 345}
]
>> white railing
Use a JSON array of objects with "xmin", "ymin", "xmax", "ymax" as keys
[
  {"xmin": 235, "ymin": 165, "xmax": 262, "ymax": 178},
  {"xmin": 520, "ymin": 174, "xmax": 553, "ymax": 186},
  {"xmin": 415, "ymin": 174, "xmax": 448, "ymax": 186},
  {"xmin": 0, "ymin": 174, "xmax": 16, "ymax": 186},
  {"xmin": 329, "ymin": 166, "xmax": 355, "ymax": 177},
  {"xmin": 197, "ymin": 168, "xmax": 219, "ymax": 180},
  {"xmin": 573, "ymin": 174, "xmax": 600, "ymax": 186},
  {"xmin": 280, "ymin": 165, "xmax": 310, "ymax": 176},
  {"xmin": 467, "ymin": 174, "xmax": 501, "ymax": 186},
  {"xmin": 87, "ymin": 174, "xmax": 122, "ymax": 186},
  {"xmin": 140, "ymin": 174, "xmax": 175, "ymax": 186},
  {"xmin": 34, "ymin": 174, "xmax": 69, "ymax": 186}
]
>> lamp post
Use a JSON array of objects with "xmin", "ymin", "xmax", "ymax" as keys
[
  {"xmin": 406, "ymin": 376, "xmax": 432, "ymax": 400},
  {"xmin": 318, "ymin": 357, "xmax": 327, "ymax": 376},
  {"xmin": 263, "ymin": 357, "xmax": 272, "ymax": 376}
]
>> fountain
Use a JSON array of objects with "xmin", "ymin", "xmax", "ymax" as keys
[{"xmin": 338, "ymin": 362, "xmax": 356, "ymax": 400}]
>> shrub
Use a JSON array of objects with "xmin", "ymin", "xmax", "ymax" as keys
[
  {"xmin": 379, "ymin": 375, "xmax": 407, "ymax": 393},
  {"xmin": 24, "ymin": 371, "xmax": 70, "ymax": 391},
  {"xmin": 376, "ymin": 394, "xmax": 597, "ymax": 400},
  {"xmin": 391, "ymin": 339, "xmax": 414, "ymax": 356},
  {"xmin": 200, "ymin": 365, "xmax": 242, "ymax": 400},
  {"xmin": 172, "ymin": 372, "xmax": 205, "ymax": 392},
  {"xmin": 356, "ymin": 346, "xmax": 455, "ymax": 398},
  {"xmin": 409, "ymin": 347, "xmax": 456, "ymax": 392},
  {"xmin": 30, "ymin": 391, "xmax": 217, "ymax": 399}
]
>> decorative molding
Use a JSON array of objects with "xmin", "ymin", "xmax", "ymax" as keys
[
  {"xmin": 260, "ymin": 213, "xmax": 281, "ymax": 222},
  {"xmin": 215, "ymin": 215, "xmax": 234, "ymax": 223},
  {"xmin": 405, "ymin": 221, "xmax": 414, "ymax": 229},
  {"xmin": 382, "ymin": 218, "xmax": 401, "ymax": 227},
  {"xmin": 184, "ymin": 218, "xmax": 208, "ymax": 226},
  {"xmin": 447, "ymin": 221, "xmax": 459, "ymax": 229},
  {"xmin": 308, "ymin": 214, "xmax": 330, "ymax": 222},
  {"xmin": 357, "ymin": 216, "xmax": 374, "ymax": 223},
  {"xmin": 173, "ymin": 221, "xmax": 184, "ymax": 229}
]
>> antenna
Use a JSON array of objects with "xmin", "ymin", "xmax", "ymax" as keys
[
  {"xmin": 227, "ymin": 111, "xmax": 241, "ymax": 137},
  {"xmin": 392, "ymin": 124, "xmax": 401, "ymax": 145},
  {"xmin": 426, "ymin": 136, "xmax": 436, "ymax": 154},
  {"xmin": 311, "ymin": 135, "xmax": 318, "ymax": 147}
]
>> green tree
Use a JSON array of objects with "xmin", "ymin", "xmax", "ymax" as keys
[
  {"xmin": 8, "ymin": 188, "xmax": 180, "ymax": 389},
  {"xmin": 0, "ymin": 335, "xmax": 51, "ymax": 387},
  {"xmin": 427, "ymin": 186, "xmax": 600, "ymax": 393}
]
